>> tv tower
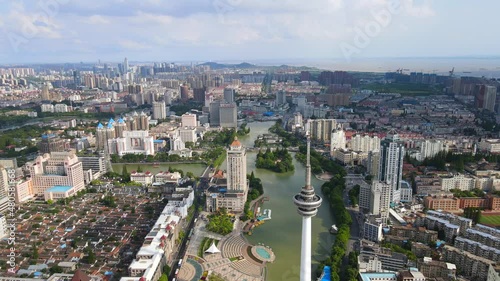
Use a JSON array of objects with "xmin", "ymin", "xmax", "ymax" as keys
[{"xmin": 293, "ymin": 131, "xmax": 322, "ymax": 281}]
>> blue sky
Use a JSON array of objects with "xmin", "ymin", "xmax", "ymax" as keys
[{"xmin": 0, "ymin": 0, "xmax": 498, "ymax": 64}]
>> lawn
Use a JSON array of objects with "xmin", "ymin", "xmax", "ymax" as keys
[{"xmin": 479, "ymin": 215, "xmax": 500, "ymax": 226}]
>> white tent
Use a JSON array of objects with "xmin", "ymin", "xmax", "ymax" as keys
[{"xmin": 205, "ymin": 242, "xmax": 221, "ymax": 254}]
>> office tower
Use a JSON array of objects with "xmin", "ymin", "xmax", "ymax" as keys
[
  {"xmin": 219, "ymin": 103, "xmax": 237, "ymax": 128},
  {"xmin": 124, "ymin": 57, "xmax": 129, "ymax": 73},
  {"xmin": 114, "ymin": 118, "xmax": 127, "ymax": 138},
  {"xmin": 330, "ymin": 125, "xmax": 346, "ymax": 151},
  {"xmin": 73, "ymin": 70, "xmax": 81, "ymax": 87},
  {"xmin": 293, "ymin": 132, "xmax": 322, "ymax": 281},
  {"xmin": 276, "ymin": 90, "xmax": 286, "ymax": 106},
  {"xmin": 226, "ymin": 138, "xmax": 247, "ymax": 192},
  {"xmin": 180, "ymin": 85, "xmax": 190, "ymax": 102},
  {"xmin": 223, "ymin": 88, "xmax": 235, "ymax": 103},
  {"xmin": 181, "ymin": 113, "xmax": 197, "ymax": 127},
  {"xmin": 209, "ymin": 101, "xmax": 221, "ymax": 126},
  {"xmin": 152, "ymin": 101, "xmax": 167, "ymax": 120},
  {"xmin": 378, "ymin": 132, "xmax": 404, "ymax": 203}
]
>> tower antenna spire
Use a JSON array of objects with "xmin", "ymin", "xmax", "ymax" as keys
[
  {"xmin": 293, "ymin": 126, "xmax": 322, "ymax": 281},
  {"xmin": 305, "ymin": 131, "xmax": 311, "ymax": 190}
]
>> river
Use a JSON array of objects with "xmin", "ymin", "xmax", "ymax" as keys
[
  {"xmin": 240, "ymin": 122, "xmax": 336, "ymax": 281},
  {"xmin": 112, "ymin": 121, "xmax": 336, "ymax": 280}
]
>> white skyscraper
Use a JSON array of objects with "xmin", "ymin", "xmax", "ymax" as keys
[
  {"xmin": 378, "ymin": 132, "xmax": 404, "ymax": 203},
  {"xmin": 293, "ymin": 132, "xmax": 322, "ymax": 281},
  {"xmin": 227, "ymin": 138, "xmax": 247, "ymax": 192}
]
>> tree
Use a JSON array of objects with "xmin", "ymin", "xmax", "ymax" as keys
[
  {"xmin": 49, "ymin": 265, "xmax": 63, "ymax": 274},
  {"xmin": 185, "ymin": 141, "xmax": 194, "ymax": 149},
  {"xmin": 137, "ymin": 165, "xmax": 143, "ymax": 173},
  {"xmin": 31, "ymin": 243, "xmax": 39, "ymax": 260},
  {"xmin": 122, "ymin": 165, "xmax": 130, "ymax": 182},
  {"xmin": 158, "ymin": 273, "xmax": 168, "ymax": 281}
]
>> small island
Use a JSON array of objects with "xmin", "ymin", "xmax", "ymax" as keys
[{"xmin": 256, "ymin": 147, "xmax": 294, "ymax": 173}]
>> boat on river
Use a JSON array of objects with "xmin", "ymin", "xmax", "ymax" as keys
[{"xmin": 330, "ymin": 224, "xmax": 338, "ymax": 234}]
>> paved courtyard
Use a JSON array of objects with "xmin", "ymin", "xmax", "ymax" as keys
[{"xmin": 177, "ymin": 215, "xmax": 272, "ymax": 281}]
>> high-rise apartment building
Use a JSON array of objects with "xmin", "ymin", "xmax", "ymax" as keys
[
  {"xmin": 379, "ymin": 132, "xmax": 404, "ymax": 203},
  {"xmin": 351, "ymin": 134, "xmax": 381, "ymax": 153},
  {"xmin": 96, "ymin": 119, "xmax": 116, "ymax": 150},
  {"xmin": 180, "ymin": 85, "xmax": 190, "ymax": 102},
  {"xmin": 418, "ymin": 139, "xmax": 446, "ymax": 161},
  {"xmin": 308, "ymin": 119, "xmax": 337, "ymax": 143},
  {"xmin": 0, "ymin": 167, "xmax": 9, "ymax": 213},
  {"xmin": 475, "ymin": 85, "xmax": 497, "ymax": 112},
  {"xmin": 37, "ymin": 133, "xmax": 71, "ymax": 154},
  {"xmin": 276, "ymin": 91, "xmax": 286, "ymax": 106},
  {"xmin": 330, "ymin": 125, "xmax": 346, "ymax": 152},
  {"xmin": 152, "ymin": 101, "xmax": 167, "ymax": 120},
  {"xmin": 367, "ymin": 150, "xmax": 381, "ymax": 177},
  {"xmin": 370, "ymin": 181, "xmax": 391, "ymax": 221}
]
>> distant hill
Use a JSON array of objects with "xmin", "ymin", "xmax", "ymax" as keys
[{"xmin": 197, "ymin": 62, "xmax": 257, "ymax": 69}]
